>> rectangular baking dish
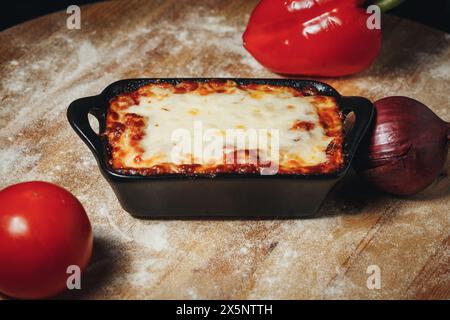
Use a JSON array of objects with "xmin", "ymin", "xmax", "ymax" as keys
[{"xmin": 67, "ymin": 78, "xmax": 374, "ymax": 218}]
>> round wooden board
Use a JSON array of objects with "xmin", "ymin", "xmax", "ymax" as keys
[{"xmin": 0, "ymin": 0, "xmax": 449, "ymax": 299}]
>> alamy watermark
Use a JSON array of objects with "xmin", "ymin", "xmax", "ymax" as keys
[
  {"xmin": 171, "ymin": 121, "xmax": 280, "ymax": 175},
  {"xmin": 66, "ymin": 5, "xmax": 81, "ymax": 30},
  {"xmin": 66, "ymin": 265, "xmax": 82, "ymax": 290},
  {"xmin": 367, "ymin": 5, "xmax": 382, "ymax": 30},
  {"xmin": 366, "ymin": 264, "xmax": 381, "ymax": 290}
]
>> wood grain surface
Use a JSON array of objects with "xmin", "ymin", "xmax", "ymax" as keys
[{"xmin": 0, "ymin": 0, "xmax": 449, "ymax": 300}]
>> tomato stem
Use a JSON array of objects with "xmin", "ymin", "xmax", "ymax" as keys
[{"xmin": 374, "ymin": 0, "xmax": 407, "ymax": 12}]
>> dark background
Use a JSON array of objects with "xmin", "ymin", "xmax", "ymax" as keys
[{"xmin": 0, "ymin": 0, "xmax": 449, "ymax": 33}]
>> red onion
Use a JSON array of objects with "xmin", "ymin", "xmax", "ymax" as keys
[{"xmin": 355, "ymin": 96, "xmax": 450, "ymax": 196}]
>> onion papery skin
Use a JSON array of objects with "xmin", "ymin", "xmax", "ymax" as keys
[{"xmin": 355, "ymin": 96, "xmax": 450, "ymax": 196}]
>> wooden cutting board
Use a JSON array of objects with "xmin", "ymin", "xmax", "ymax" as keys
[{"xmin": 0, "ymin": 0, "xmax": 449, "ymax": 299}]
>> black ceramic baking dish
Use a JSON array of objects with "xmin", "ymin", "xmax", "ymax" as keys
[{"xmin": 67, "ymin": 78, "xmax": 374, "ymax": 218}]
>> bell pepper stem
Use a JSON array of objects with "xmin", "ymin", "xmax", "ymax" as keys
[{"xmin": 374, "ymin": 0, "xmax": 406, "ymax": 12}]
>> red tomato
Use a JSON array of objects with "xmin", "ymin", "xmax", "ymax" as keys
[{"xmin": 0, "ymin": 181, "xmax": 93, "ymax": 299}]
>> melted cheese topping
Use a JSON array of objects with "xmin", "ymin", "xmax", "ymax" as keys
[{"xmin": 105, "ymin": 81, "xmax": 344, "ymax": 175}]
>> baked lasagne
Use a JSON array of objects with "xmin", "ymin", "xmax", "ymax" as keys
[{"xmin": 105, "ymin": 80, "xmax": 344, "ymax": 175}]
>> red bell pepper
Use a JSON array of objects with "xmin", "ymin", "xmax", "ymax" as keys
[{"xmin": 243, "ymin": 0, "xmax": 404, "ymax": 77}]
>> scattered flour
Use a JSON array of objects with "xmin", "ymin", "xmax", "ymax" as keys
[
  {"xmin": 130, "ymin": 223, "xmax": 169, "ymax": 252},
  {"xmin": 0, "ymin": 145, "xmax": 41, "ymax": 178},
  {"xmin": 0, "ymin": 4, "xmax": 448, "ymax": 300},
  {"xmin": 186, "ymin": 287, "xmax": 200, "ymax": 299}
]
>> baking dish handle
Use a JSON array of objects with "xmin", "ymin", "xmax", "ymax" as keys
[
  {"xmin": 340, "ymin": 96, "xmax": 375, "ymax": 159},
  {"xmin": 67, "ymin": 95, "xmax": 104, "ymax": 160}
]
